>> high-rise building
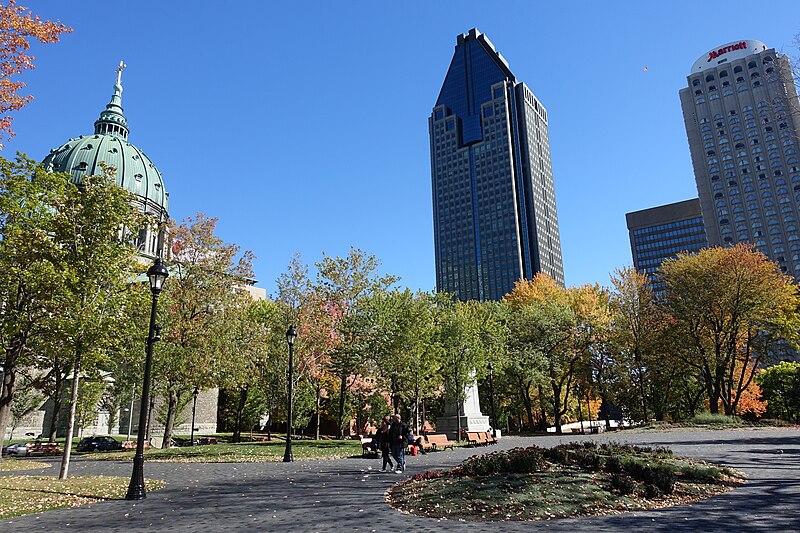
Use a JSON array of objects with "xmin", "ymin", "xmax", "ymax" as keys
[
  {"xmin": 626, "ymin": 198, "xmax": 708, "ymax": 293},
  {"xmin": 430, "ymin": 28, "xmax": 564, "ymax": 301},
  {"xmin": 680, "ymin": 40, "xmax": 800, "ymax": 276}
]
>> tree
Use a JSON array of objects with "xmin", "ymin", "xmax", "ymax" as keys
[
  {"xmin": 157, "ymin": 213, "xmax": 254, "ymax": 447},
  {"xmin": 504, "ymin": 275, "xmax": 587, "ymax": 434},
  {"xmin": 0, "ymin": 1, "xmax": 71, "ymax": 148},
  {"xmin": 757, "ymin": 361, "xmax": 800, "ymax": 423},
  {"xmin": 661, "ymin": 245, "xmax": 800, "ymax": 415},
  {"xmin": 609, "ymin": 267, "xmax": 672, "ymax": 422},
  {"xmin": 0, "ymin": 155, "xmax": 68, "ymax": 456},
  {"xmin": 314, "ymin": 247, "xmax": 396, "ymax": 437},
  {"xmin": 50, "ymin": 168, "xmax": 142, "ymax": 479}
]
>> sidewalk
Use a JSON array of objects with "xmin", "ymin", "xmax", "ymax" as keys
[{"xmin": 2, "ymin": 428, "xmax": 798, "ymax": 532}]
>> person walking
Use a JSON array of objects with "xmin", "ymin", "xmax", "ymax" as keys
[
  {"xmin": 375, "ymin": 420, "xmax": 393, "ymax": 471},
  {"xmin": 387, "ymin": 414, "xmax": 410, "ymax": 473}
]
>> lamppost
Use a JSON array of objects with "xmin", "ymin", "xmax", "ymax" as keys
[
  {"xmin": 487, "ymin": 363, "xmax": 497, "ymax": 439},
  {"xmin": 190, "ymin": 387, "xmax": 199, "ymax": 445},
  {"xmin": 126, "ymin": 257, "xmax": 169, "ymax": 501},
  {"xmin": 283, "ymin": 325, "xmax": 297, "ymax": 463}
]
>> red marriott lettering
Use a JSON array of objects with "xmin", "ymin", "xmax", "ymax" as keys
[{"xmin": 708, "ymin": 41, "xmax": 747, "ymax": 62}]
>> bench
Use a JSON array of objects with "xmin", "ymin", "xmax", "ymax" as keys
[
  {"xmin": 197, "ymin": 437, "xmax": 218, "ymax": 445},
  {"xmin": 28, "ymin": 442, "xmax": 62, "ymax": 455},
  {"xmin": 482, "ymin": 430, "xmax": 497, "ymax": 445},
  {"xmin": 122, "ymin": 440, "xmax": 151, "ymax": 450},
  {"xmin": 466, "ymin": 431, "xmax": 489, "ymax": 446},
  {"xmin": 425, "ymin": 434, "xmax": 454, "ymax": 451}
]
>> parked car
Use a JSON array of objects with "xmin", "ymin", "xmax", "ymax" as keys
[
  {"xmin": 2, "ymin": 442, "xmax": 29, "ymax": 456},
  {"xmin": 76, "ymin": 436, "xmax": 123, "ymax": 452}
]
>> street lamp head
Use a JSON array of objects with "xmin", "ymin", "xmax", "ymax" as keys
[
  {"xmin": 286, "ymin": 325, "xmax": 297, "ymax": 346},
  {"xmin": 147, "ymin": 257, "xmax": 169, "ymax": 294}
]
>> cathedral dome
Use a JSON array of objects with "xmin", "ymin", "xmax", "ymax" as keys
[{"xmin": 41, "ymin": 66, "xmax": 169, "ymax": 223}]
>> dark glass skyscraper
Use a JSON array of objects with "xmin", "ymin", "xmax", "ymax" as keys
[{"xmin": 430, "ymin": 28, "xmax": 564, "ymax": 301}]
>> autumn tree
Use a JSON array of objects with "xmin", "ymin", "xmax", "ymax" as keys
[
  {"xmin": 156, "ymin": 213, "xmax": 254, "ymax": 447},
  {"xmin": 608, "ymin": 266, "xmax": 680, "ymax": 422},
  {"xmin": 661, "ymin": 245, "xmax": 800, "ymax": 415},
  {"xmin": 0, "ymin": 1, "xmax": 71, "ymax": 148}
]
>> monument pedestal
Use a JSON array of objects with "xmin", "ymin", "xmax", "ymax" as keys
[{"xmin": 436, "ymin": 379, "xmax": 490, "ymax": 440}]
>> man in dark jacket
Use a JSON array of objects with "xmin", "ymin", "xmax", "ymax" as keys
[{"xmin": 387, "ymin": 414, "xmax": 409, "ymax": 473}]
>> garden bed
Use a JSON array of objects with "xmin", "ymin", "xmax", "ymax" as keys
[{"xmin": 387, "ymin": 442, "xmax": 745, "ymax": 521}]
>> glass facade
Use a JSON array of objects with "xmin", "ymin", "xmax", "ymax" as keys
[
  {"xmin": 626, "ymin": 199, "xmax": 708, "ymax": 294},
  {"xmin": 430, "ymin": 29, "xmax": 564, "ymax": 301}
]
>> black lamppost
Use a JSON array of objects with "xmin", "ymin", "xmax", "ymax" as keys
[
  {"xmin": 126, "ymin": 257, "xmax": 169, "ymax": 501},
  {"xmin": 283, "ymin": 325, "xmax": 297, "ymax": 463},
  {"xmin": 190, "ymin": 387, "xmax": 199, "ymax": 445},
  {"xmin": 487, "ymin": 363, "xmax": 497, "ymax": 439}
]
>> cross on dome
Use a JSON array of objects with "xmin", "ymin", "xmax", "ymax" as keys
[{"xmin": 115, "ymin": 60, "xmax": 126, "ymax": 88}]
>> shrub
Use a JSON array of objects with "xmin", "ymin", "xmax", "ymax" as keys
[
  {"xmin": 610, "ymin": 473, "xmax": 637, "ymax": 495},
  {"xmin": 690, "ymin": 413, "xmax": 741, "ymax": 426}
]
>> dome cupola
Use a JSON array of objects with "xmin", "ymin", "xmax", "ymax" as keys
[{"xmin": 42, "ymin": 61, "xmax": 169, "ymax": 224}]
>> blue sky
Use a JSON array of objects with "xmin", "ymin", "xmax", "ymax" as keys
[{"xmin": 7, "ymin": 1, "xmax": 800, "ymax": 295}]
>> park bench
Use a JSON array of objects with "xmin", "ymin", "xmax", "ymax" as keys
[
  {"xmin": 122, "ymin": 441, "xmax": 151, "ymax": 450},
  {"xmin": 197, "ymin": 437, "xmax": 218, "ymax": 445},
  {"xmin": 482, "ymin": 430, "xmax": 497, "ymax": 445},
  {"xmin": 28, "ymin": 442, "xmax": 62, "ymax": 455},
  {"xmin": 466, "ymin": 431, "xmax": 490, "ymax": 446},
  {"xmin": 425, "ymin": 434, "xmax": 454, "ymax": 451}
]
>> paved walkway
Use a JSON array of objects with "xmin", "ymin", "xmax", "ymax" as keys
[{"xmin": 1, "ymin": 428, "xmax": 798, "ymax": 532}]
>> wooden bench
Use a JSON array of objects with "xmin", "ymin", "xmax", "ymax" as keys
[
  {"xmin": 425, "ymin": 434, "xmax": 454, "ymax": 451},
  {"xmin": 197, "ymin": 437, "xmax": 218, "ymax": 445},
  {"xmin": 122, "ymin": 440, "xmax": 152, "ymax": 450},
  {"xmin": 28, "ymin": 442, "xmax": 62, "ymax": 455},
  {"xmin": 466, "ymin": 431, "xmax": 489, "ymax": 446},
  {"xmin": 482, "ymin": 430, "xmax": 497, "ymax": 445}
]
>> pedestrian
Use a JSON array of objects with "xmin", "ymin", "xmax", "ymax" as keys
[
  {"xmin": 375, "ymin": 420, "xmax": 393, "ymax": 471},
  {"xmin": 387, "ymin": 414, "xmax": 410, "ymax": 473}
]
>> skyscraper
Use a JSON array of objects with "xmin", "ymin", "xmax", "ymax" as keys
[
  {"xmin": 430, "ymin": 28, "xmax": 564, "ymax": 301},
  {"xmin": 680, "ymin": 40, "xmax": 800, "ymax": 276},
  {"xmin": 626, "ymin": 198, "xmax": 708, "ymax": 294}
]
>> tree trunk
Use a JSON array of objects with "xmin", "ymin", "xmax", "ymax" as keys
[
  {"xmin": 315, "ymin": 389, "xmax": 321, "ymax": 441},
  {"xmin": 0, "ymin": 343, "xmax": 23, "ymax": 456},
  {"xmin": 58, "ymin": 352, "xmax": 81, "ymax": 480},
  {"xmin": 146, "ymin": 391, "xmax": 156, "ymax": 441},
  {"xmin": 48, "ymin": 369, "xmax": 66, "ymax": 442},
  {"xmin": 233, "ymin": 387, "xmax": 248, "ymax": 443},
  {"xmin": 537, "ymin": 385, "xmax": 548, "ymax": 431},
  {"xmin": 162, "ymin": 388, "xmax": 179, "ymax": 448},
  {"xmin": 337, "ymin": 373, "xmax": 347, "ymax": 438},
  {"xmin": 552, "ymin": 382, "xmax": 562, "ymax": 434}
]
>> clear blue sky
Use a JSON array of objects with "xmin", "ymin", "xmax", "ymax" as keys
[{"xmin": 7, "ymin": 1, "xmax": 800, "ymax": 295}]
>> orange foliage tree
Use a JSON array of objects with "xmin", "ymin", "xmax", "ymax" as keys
[{"xmin": 0, "ymin": 1, "xmax": 71, "ymax": 148}]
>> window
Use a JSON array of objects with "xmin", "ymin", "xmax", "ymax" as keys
[
  {"xmin": 692, "ymin": 79, "xmax": 700, "ymax": 87},
  {"xmin": 748, "ymin": 61, "xmax": 757, "ymax": 69},
  {"xmin": 734, "ymin": 66, "xmax": 743, "ymax": 73}
]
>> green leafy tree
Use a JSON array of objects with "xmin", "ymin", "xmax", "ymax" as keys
[
  {"xmin": 757, "ymin": 361, "xmax": 800, "ymax": 422},
  {"xmin": 314, "ymin": 247, "xmax": 396, "ymax": 437},
  {"xmin": 0, "ymin": 155, "xmax": 67, "ymax": 456},
  {"xmin": 50, "ymin": 167, "xmax": 142, "ymax": 479}
]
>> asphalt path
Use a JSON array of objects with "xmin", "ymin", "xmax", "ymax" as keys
[{"xmin": 1, "ymin": 428, "xmax": 798, "ymax": 532}]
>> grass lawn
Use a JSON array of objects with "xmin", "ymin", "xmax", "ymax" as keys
[
  {"xmin": 0, "ymin": 459, "xmax": 51, "ymax": 472},
  {"xmin": 99, "ymin": 438, "xmax": 363, "ymax": 462},
  {"xmin": 0, "ymin": 475, "xmax": 165, "ymax": 519},
  {"xmin": 388, "ymin": 442, "xmax": 745, "ymax": 521}
]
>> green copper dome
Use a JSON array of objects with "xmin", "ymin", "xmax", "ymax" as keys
[{"xmin": 42, "ymin": 66, "xmax": 169, "ymax": 222}]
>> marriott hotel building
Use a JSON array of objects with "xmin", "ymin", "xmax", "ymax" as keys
[{"xmin": 680, "ymin": 40, "xmax": 800, "ymax": 275}]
